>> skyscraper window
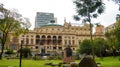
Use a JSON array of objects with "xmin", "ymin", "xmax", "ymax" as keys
[{"xmin": 35, "ymin": 12, "xmax": 56, "ymax": 28}]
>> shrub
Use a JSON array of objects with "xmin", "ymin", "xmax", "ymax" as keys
[
  {"xmin": 33, "ymin": 56, "xmax": 42, "ymax": 60},
  {"xmin": 5, "ymin": 49, "xmax": 14, "ymax": 55},
  {"xmin": 71, "ymin": 63, "xmax": 78, "ymax": 67},
  {"xmin": 18, "ymin": 47, "xmax": 32, "ymax": 58}
]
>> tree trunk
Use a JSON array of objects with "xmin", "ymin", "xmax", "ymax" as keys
[
  {"xmin": 88, "ymin": 12, "xmax": 95, "ymax": 59},
  {"xmin": 90, "ymin": 22, "xmax": 95, "ymax": 59},
  {"xmin": 0, "ymin": 43, "xmax": 5, "ymax": 60},
  {"xmin": 0, "ymin": 33, "xmax": 8, "ymax": 60}
]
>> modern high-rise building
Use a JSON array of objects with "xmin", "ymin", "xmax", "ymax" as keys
[{"xmin": 35, "ymin": 12, "xmax": 56, "ymax": 28}]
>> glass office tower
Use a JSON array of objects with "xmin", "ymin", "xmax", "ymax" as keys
[{"xmin": 35, "ymin": 12, "xmax": 55, "ymax": 28}]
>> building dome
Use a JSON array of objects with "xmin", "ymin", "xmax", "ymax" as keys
[{"xmin": 42, "ymin": 23, "xmax": 62, "ymax": 27}]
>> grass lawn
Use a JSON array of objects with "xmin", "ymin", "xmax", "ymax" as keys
[
  {"xmin": 96, "ymin": 56, "xmax": 120, "ymax": 67},
  {"xmin": 0, "ymin": 57, "xmax": 120, "ymax": 67},
  {"xmin": 0, "ymin": 59, "xmax": 61, "ymax": 67}
]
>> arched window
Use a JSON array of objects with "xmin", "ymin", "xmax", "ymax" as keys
[
  {"xmin": 53, "ymin": 36, "xmax": 57, "ymax": 45},
  {"xmin": 40, "ymin": 35, "xmax": 46, "ymax": 45},
  {"xmin": 31, "ymin": 39, "xmax": 33, "ymax": 44},
  {"xmin": 58, "ymin": 36, "xmax": 62, "ymax": 45},
  {"xmin": 36, "ymin": 35, "xmax": 40, "ymax": 44},
  {"xmin": 26, "ymin": 38, "xmax": 29, "ymax": 45},
  {"xmin": 47, "ymin": 36, "xmax": 51, "ymax": 45}
]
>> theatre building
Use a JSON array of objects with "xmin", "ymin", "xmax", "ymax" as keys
[{"xmin": 8, "ymin": 21, "xmax": 104, "ymax": 55}]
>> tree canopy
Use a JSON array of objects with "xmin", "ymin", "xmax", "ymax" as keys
[
  {"xmin": 78, "ymin": 39, "xmax": 92, "ymax": 55},
  {"xmin": 93, "ymin": 38, "xmax": 108, "ymax": 57},
  {"xmin": 73, "ymin": 0, "xmax": 105, "ymax": 59},
  {"xmin": 0, "ymin": 4, "xmax": 31, "ymax": 59},
  {"xmin": 73, "ymin": 0, "xmax": 105, "ymax": 22}
]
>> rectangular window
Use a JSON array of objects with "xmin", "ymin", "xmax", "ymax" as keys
[
  {"xmin": 53, "ymin": 47, "xmax": 56, "ymax": 50},
  {"xmin": 72, "ymin": 40, "xmax": 74, "ymax": 45},
  {"xmin": 69, "ymin": 40, "xmax": 71, "ymax": 45},
  {"xmin": 26, "ymin": 38, "xmax": 29, "ymax": 44},
  {"xmin": 79, "ymin": 40, "xmax": 81, "ymax": 45},
  {"xmin": 65, "ymin": 40, "xmax": 67, "ymax": 45},
  {"xmin": 31, "ymin": 39, "xmax": 33, "ymax": 44},
  {"xmin": 58, "ymin": 47, "xmax": 62, "ymax": 50}
]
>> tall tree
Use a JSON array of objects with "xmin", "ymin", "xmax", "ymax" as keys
[
  {"xmin": 93, "ymin": 38, "xmax": 108, "ymax": 58},
  {"xmin": 0, "ymin": 4, "xmax": 31, "ymax": 59},
  {"xmin": 114, "ymin": 18, "xmax": 120, "ymax": 49},
  {"xmin": 105, "ymin": 31, "xmax": 117, "ymax": 56},
  {"xmin": 78, "ymin": 39, "xmax": 92, "ymax": 55},
  {"xmin": 112, "ymin": 0, "xmax": 120, "ymax": 54},
  {"xmin": 73, "ymin": 0, "xmax": 105, "ymax": 59}
]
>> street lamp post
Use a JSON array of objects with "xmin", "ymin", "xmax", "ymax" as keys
[{"xmin": 20, "ymin": 39, "xmax": 23, "ymax": 67}]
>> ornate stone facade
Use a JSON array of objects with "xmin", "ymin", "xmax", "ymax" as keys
[
  {"xmin": 8, "ymin": 21, "xmax": 104, "ymax": 55},
  {"xmin": 105, "ymin": 22, "xmax": 117, "ymax": 32}
]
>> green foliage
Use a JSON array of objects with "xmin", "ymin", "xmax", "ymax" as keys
[
  {"xmin": 73, "ymin": 0, "xmax": 105, "ymax": 59},
  {"xmin": 73, "ymin": 15, "xmax": 80, "ymax": 21},
  {"xmin": 0, "ymin": 4, "xmax": 31, "ymax": 59},
  {"xmin": 116, "ymin": 14, "xmax": 120, "ymax": 20},
  {"xmin": 47, "ymin": 56, "xmax": 55, "ymax": 60},
  {"xmin": 33, "ymin": 56, "xmax": 42, "ymax": 60},
  {"xmin": 74, "ymin": 54, "xmax": 80, "ymax": 60},
  {"xmin": 105, "ymin": 19, "xmax": 120, "ymax": 56},
  {"xmin": 73, "ymin": 0, "xmax": 105, "ymax": 22},
  {"xmin": 18, "ymin": 47, "xmax": 32, "ymax": 58},
  {"xmin": 114, "ymin": 19, "xmax": 120, "ymax": 47},
  {"xmin": 93, "ymin": 38, "xmax": 108, "ymax": 57},
  {"xmin": 47, "ymin": 55, "xmax": 62, "ymax": 60},
  {"xmin": 78, "ymin": 39, "xmax": 92, "ymax": 55},
  {"xmin": 71, "ymin": 63, "xmax": 78, "ymax": 67},
  {"xmin": 5, "ymin": 49, "xmax": 14, "ymax": 55}
]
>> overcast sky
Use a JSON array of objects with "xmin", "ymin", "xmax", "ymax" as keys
[{"xmin": 0, "ymin": 0, "xmax": 120, "ymax": 29}]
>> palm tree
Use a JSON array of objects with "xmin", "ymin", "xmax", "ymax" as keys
[{"xmin": 73, "ymin": 0, "xmax": 105, "ymax": 59}]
